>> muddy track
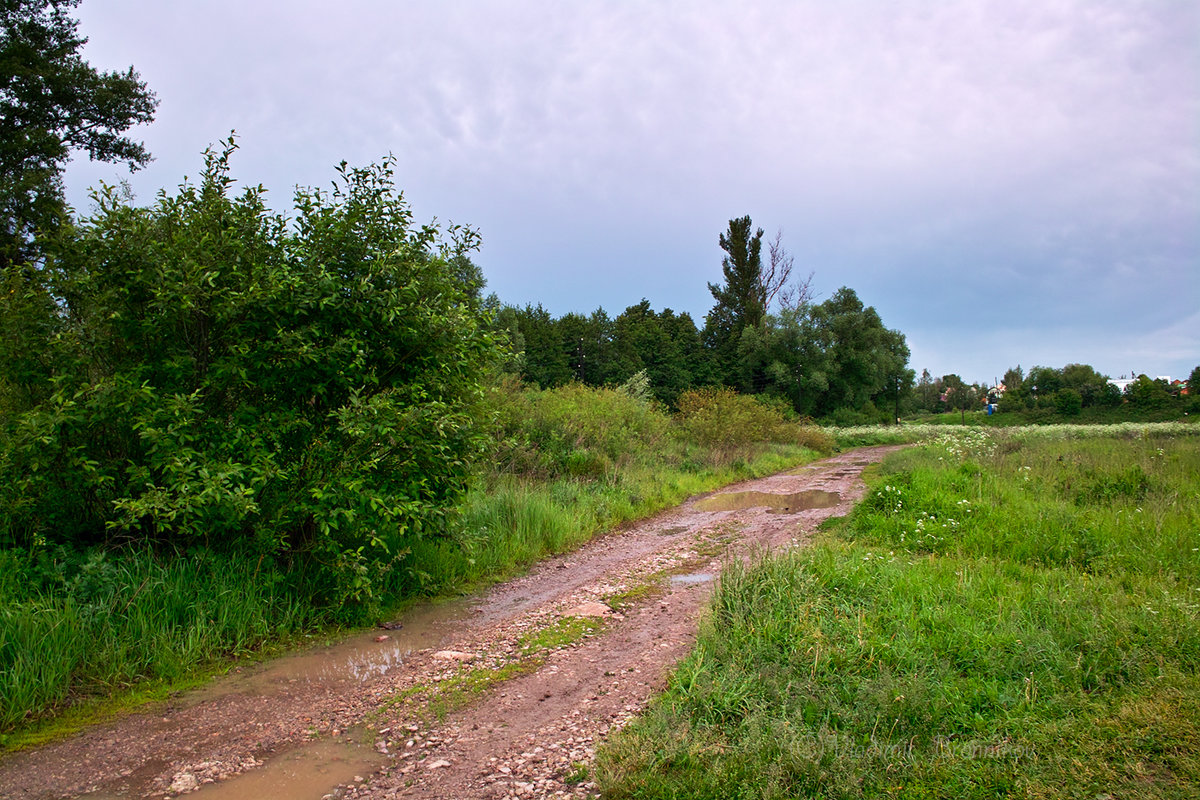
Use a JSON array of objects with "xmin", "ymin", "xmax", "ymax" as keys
[{"xmin": 0, "ymin": 446, "xmax": 898, "ymax": 800}]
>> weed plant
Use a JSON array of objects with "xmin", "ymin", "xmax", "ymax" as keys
[
  {"xmin": 597, "ymin": 432, "xmax": 1200, "ymax": 799},
  {"xmin": 830, "ymin": 420, "xmax": 1199, "ymax": 449}
]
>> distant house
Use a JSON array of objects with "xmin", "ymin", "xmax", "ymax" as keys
[{"xmin": 1108, "ymin": 378, "xmax": 1136, "ymax": 393}]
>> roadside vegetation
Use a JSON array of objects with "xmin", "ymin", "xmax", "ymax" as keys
[
  {"xmin": 0, "ymin": 373, "xmax": 831, "ymax": 742},
  {"xmin": 596, "ymin": 428, "xmax": 1200, "ymax": 798}
]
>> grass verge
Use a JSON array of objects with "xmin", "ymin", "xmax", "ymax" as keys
[{"xmin": 596, "ymin": 430, "xmax": 1200, "ymax": 799}]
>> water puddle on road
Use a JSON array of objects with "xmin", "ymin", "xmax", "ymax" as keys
[
  {"xmin": 189, "ymin": 737, "xmax": 382, "ymax": 800},
  {"xmin": 129, "ymin": 599, "xmax": 473, "ymax": 799},
  {"xmin": 695, "ymin": 490, "xmax": 841, "ymax": 514},
  {"xmin": 190, "ymin": 597, "xmax": 471, "ymax": 700},
  {"xmin": 670, "ymin": 572, "xmax": 715, "ymax": 585}
]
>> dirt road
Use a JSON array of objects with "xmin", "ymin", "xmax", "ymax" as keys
[{"xmin": 0, "ymin": 447, "xmax": 895, "ymax": 800}]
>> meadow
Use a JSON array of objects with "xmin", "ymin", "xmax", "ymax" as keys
[{"xmin": 596, "ymin": 427, "xmax": 1200, "ymax": 798}]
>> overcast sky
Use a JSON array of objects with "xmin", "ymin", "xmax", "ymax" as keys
[{"xmin": 65, "ymin": 0, "xmax": 1198, "ymax": 385}]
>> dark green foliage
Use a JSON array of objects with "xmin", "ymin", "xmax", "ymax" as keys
[
  {"xmin": 495, "ymin": 300, "xmax": 713, "ymax": 406},
  {"xmin": 611, "ymin": 301, "xmax": 707, "ymax": 405},
  {"xmin": 803, "ymin": 288, "xmax": 913, "ymax": 418},
  {"xmin": 704, "ymin": 216, "xmax": 765, "ymax": 382},
  {"xmin": 509, "ymin": 303, "xmax": 572, "ymax": 388},
  {"xmin": 981, "ymin": 363, "xmax": 1195, "ymax": 424},
  {"xmin": 914, "ymin": 368, "xmax": 939, "ymax": 413},
  {"xmin": 1055, "ymin": 387, "xmax": 1083, "ymax": 416},
  {"xmin": 494, "ymin": 218, "xmax": 913, "ymax": 420},
  {"xmin": 0, "ymin": 141, "xmax": 495, "ymax": 607},
  {"xmin": 1026, "ymin": 364, "xmax": 1063, "ymax": 399},
  {"xmin": 0, "ymin": 0, "xmax": 157, "ymax": 267},
  {"xmin": 1060, "ymin": 363, "xmax": 1112, "ymax": 408},
  {"xmin": 1002, "ymin": 363, "xmax": 1116, "ymax": 412},
  {"xmin": 1125, "ymin": 374, "xmax": 1173, "ymax": 409},
  {"xmin": 556, "ymin": 310, "xmax": 612, "ymax": 386}
]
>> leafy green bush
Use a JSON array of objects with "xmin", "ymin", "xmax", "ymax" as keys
[
  {"xmin": 1055, "ymin": 388, "xmax": 1083, "ymax": 416},
  {"xmin": 0, "ymin": 141, "xmax": 495, "ymax": 607},
  {"xmin": 677, "ymin": 387, "xmax": 785, "ymax": 448},
  {"xmin": 490, "ymin": 379, "xmax": 672, "ymax": 479},
  {"xmin": 676, "ymin": 387, "xmax": 833, "ymax": 458}
]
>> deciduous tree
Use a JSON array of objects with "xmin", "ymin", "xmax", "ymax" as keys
[{"xmin": 0, "ymin": 0, "xmax": 157, "ymax": 266}]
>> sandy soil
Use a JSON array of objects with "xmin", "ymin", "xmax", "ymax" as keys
[{"xmin": 0, "ymin": 446, "xmax": 897, "ymax": 800}]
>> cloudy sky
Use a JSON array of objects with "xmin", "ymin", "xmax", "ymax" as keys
[{"xmin": 65, "ymin": 0, "xmax": 1198, "ymax": 385}]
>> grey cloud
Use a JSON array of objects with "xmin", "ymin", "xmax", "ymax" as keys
[{"xmin": 65, "ymin": 0, "xmax": 1198, "ymax": 381}]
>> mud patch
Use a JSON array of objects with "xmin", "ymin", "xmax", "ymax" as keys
[
  {"xmin": 189, "ymin": 599, "xmax": 469, "ymax": 700},
  {"xmin": 695, "ymin": 489, "xmax": 841, "ymax": 513},
  {"xmin": 184, "ymin": 737, "xmax": 382, "ymax": 800}
]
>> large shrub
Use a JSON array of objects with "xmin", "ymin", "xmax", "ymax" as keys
[
  {"xmin": 676, "ymin": 387, "xmax": 832, "ymax": 456},
  {"xmin": 490, "ymin": 379, "xmax": 672, "ymax": 479},
  {"xmin": 0, "ymin": 141, "xmax": 495, "ymax": 605}
]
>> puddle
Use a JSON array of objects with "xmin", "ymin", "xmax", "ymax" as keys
[
  {"xmin": 190, "ymin": 598, "xmax": 470, "ymax": 700},
  {"xmin": 695, "ymin": 490, "xmax": 841, "ymax": 513},
  {"xmin": 97, "ymin": 601, "xmax": 470, "ymax": 799},
  {"xmin": 670, "ymin": 572, "xmax": 715, "ymax": 585},
  {"xmin": 189, "ymin": 737, "xmax": 383, "ymax": 800}
]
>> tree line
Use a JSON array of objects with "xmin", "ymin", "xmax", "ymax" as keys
[
  {"xmin": 490, "ymin": 216, "xmax": 914, "ymax": 422},
  {"xmin": 911, "ymin": 363, "xmax": 1198, "ymax": 419}
]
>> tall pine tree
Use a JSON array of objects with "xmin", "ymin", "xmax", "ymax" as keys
[{"xmin": 704, "ymin": 216, "xmax": 764, "ymax": 383}]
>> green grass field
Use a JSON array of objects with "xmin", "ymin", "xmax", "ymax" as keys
[{"xmin": 597, "ymin": 429, "xmax": 1200, "ymax": 799}]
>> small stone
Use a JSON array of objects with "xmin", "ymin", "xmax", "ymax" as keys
[
  {"xmin": 563, "ymin": 601, "xmax": 612, "ymax": 618},
  {"xmin": 169, "ymin": 772, "xmax": 199, "ymax": 793},
  {"xmin": 425, "ymin": 759, "xmax": 451, "ymax": 770},
  {"xmin": 433, "ymin": 650, "xmax": 475, "ymax": 662}
]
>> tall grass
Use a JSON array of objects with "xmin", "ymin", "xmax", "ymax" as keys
[
  {"xmin": 597, "ymin": 431, "xmax": 1200, "ymax": 799},
  {"xmin": 0, "ymin": 549, "xmax": 316, "ymax": 734}
]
